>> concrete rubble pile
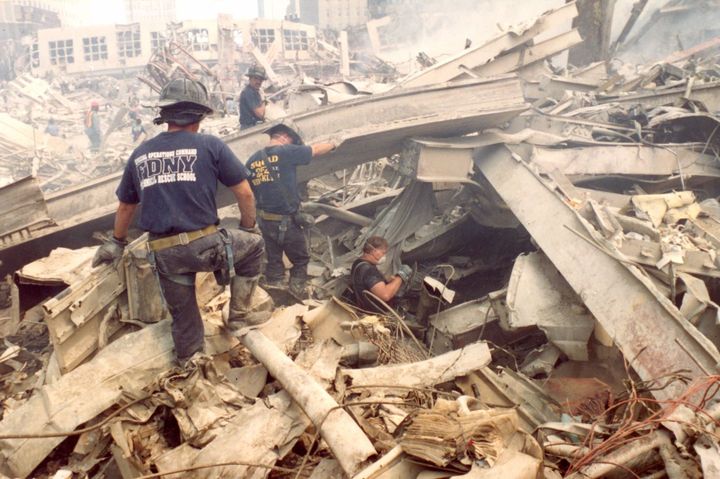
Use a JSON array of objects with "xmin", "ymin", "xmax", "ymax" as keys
[
  {"xmin": 0, "ymin": 74, "xmax": 158, "ymax": 192},
  {"xmin": 4, "ymin": 1, "xmax": 720, "ymax": 478}
]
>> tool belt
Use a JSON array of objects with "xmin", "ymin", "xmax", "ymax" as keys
[
  {"xmin": 147, "ymin": 225, "xmax": 218, "ymax": 252},
  {"xmin": 258, "ymin": 209, "xmax": 287, "ymax": 222}
]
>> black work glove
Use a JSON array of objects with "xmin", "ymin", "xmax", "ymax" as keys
[{"xmin": 92, "ymin": 236, "xmax": 128, "ymax": 268}]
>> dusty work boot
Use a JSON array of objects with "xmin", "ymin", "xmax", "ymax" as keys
[
  {"xmin": 260, "ymin": 276, "xmax": 285, "ymax": 289},
  {"xmin": 288, "ymin": 277, "xmax": 309, "ymax": 301},
  {"xmin": 174, "ymin": 350, "xmax": 210, "ymax": 371},
  {"xmin": 225, "ymin": 275, "xmax": 272, "ymax": 330}
]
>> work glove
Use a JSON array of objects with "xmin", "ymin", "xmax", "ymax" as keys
[
  {"xmin": 239, "ymin": 222, "xmax": 262, "ymax": 236},
  {"xmin": 92, "ymin": 236, "xmax": 127, "ymax": 268},
  {"xmin": 397, "ymin": 264, "xmax": 413, "ymax": 283}
]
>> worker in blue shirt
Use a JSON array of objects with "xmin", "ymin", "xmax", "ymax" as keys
[{"xmin": 239, "ymin": 65, "xmax": 267, "ymax": 129}]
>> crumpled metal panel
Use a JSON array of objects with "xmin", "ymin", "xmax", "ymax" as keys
[
  {"xmin": 356, "ymin": 181, "xmax": 435, "ymax": 273},
  {"xmin": 0, "ymin": 176, "xmax": 52, "ymax": 241},
  {"xmin": 475, "ymin": 144, "xmax": 720, "ymax": 401},
  {"xmin": 506, "ymin": 251, "xmax": 595, "ymax": 361}
]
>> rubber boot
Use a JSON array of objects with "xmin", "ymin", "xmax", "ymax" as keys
[{"xmin": 227, "ymin": 275, "xmax": 272, "ymax": 329}]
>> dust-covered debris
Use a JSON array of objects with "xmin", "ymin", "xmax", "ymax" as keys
[{"xmin": 2, "ymin": 1, "xmax": 720, "ymax": 478}]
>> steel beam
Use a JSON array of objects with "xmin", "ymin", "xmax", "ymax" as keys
[
  {"xmin": 529, "ymin": 145, "xmax": 720, "ymax": 177},
  {"xmin": 599, "ymin": 82, "xmax": 720, "ymax": 112},
  {"xmin": 0, "ymin": 76, "xmax": 527, "ymax": 275},
  {"xmin": 397, "ymin": 2, "xmax": 578, "ymax": 88},
  {"xmin": 472, "ymin": 29, "xmax": 583, "ymax": 78}
]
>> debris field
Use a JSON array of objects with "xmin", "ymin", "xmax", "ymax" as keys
[{"xmin": 3, "ymin": 1, "xmax": 720, "ymax": 478}]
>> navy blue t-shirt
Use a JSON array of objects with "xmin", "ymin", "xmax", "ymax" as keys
[
  {"xmin": 351, "ymin": 259, "xmax": 387, "ymax": 312},
  {"xmin": 245, "ymin": 144, "xmax": 312, "ymax": 215},
  {"xmin": 116, "ymin": 130, "xmax": 250, "ymax": 235},
  {"xmin": 239, "ymin": 86, "xmax": 262, "ymax": 129}
]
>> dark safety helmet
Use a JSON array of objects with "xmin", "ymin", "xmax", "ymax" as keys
[
  {"xmin": 264, "ymin": 123, "xmax": 303, "ymax": 145},
  {"xmin": 245, "ymin": 65, "xmax": 267, "ymax": 80},
  {"xmin": 153, "ymin": 78, "xmax": 213, "ymax": 125},
  {"xmin": 156, "ymin": 78, "xmax": 213, "ymax": 112}
]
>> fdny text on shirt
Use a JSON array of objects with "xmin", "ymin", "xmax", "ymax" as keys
[
  {"xmin": 248, "ymin": 154, "xmax": 279, "ymax": 186},
  {"xmin": 134, "ymin": 149, "xmax": 198, "ymax": 189}
]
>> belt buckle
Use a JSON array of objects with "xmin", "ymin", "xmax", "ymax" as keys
[{"xmin": 178, "ymin": 232, "xmax": 190, "ymax": 245}]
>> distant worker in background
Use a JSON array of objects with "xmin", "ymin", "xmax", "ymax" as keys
[
  {"xmin": 350, "ymin": 236, "xmax": 412, "ymax": 312},
  {"xmin": 245, "ymin": 124, "xmax": 335, "ymax": 297},
  {"xmin": 45, "ymin": 117, "xmax": 60, "ymax": 137},
  {"xmin": 128, "ymin": 93, "xmax": 139, "ymax": 108},
  {"xmin": 239, "ymin": 65, "xmax": 267, "ymax": 130},
  {"xmin": 92, "ymin": 78, "xmax": 268, "ymax": 366},
  {"xmin": 225, "ymin": 96, "xmax": 238, "ymax": 116},
  {"xmin": 131, "ymin": 117, "xmax": 147, "ymax": 143},
  {"xmin": 84, "ymin": 100, "xmax": 102, "ymax": 152}
]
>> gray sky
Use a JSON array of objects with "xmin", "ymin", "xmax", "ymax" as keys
[
  {"xmin": 176, "ymin": 0, "xmax": 258, "ymax": 20},
  {"xmin": 80, "ymin": 0, "xmax": 290, "ymax": 25}
]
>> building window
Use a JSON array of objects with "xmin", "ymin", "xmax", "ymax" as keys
[
  {"xmin": 82, "ymin": 36, "xmax": 108, "ymax": 61},
  {"xmin": 283, "ymin": 30, "xmax": 308, "ymax": 51},
  {"xmin": 253, "ymin": 28, "xmax": 275, "ymax": 53},
  {"xmin": 48, "ymin": 39, "xmax": 74, "ymax": 65},
  {"xmin": 31, "ymin": 42, "xmax": 39, "ymax": 68},
  {"xmin": 117, "ymin": 25, "xmax": 141, "ymax": 58},
  {"xmin": 151, "ymin": 31, "xmax": 167, "ymax": 51},
  {"xmin": 232, "ymin": 29, "xmax": 244, "ymax": 49},
  {"xmin": 186, "ymin": 28, "xmax": 209, "ymax": 51}
]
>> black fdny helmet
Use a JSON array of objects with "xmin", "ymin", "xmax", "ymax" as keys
[
  {"xmin": 245, "ymin": 65, "xmax": 267, "ymax": 80},
  {"xmin": 153, "ymin": 78, "xmax": 213, "ymax": 125}
]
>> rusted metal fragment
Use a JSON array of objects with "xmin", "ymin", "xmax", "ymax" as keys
[{"xmin": 568, "ymin": 0, "xmax": 615, "ymax": 67}]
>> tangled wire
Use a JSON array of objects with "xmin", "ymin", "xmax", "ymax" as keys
[{"xmin": 564, "ymin": 368, "xmax": 720, "ymax": 476}]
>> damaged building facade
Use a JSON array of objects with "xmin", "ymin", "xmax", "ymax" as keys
[
  {"xmin": 31, "ymin": 17, "xmax": 318, "ymax": 76},
  {"xmin": 3, "ymin": 0, "xmax": 720, "ymax": 478}
]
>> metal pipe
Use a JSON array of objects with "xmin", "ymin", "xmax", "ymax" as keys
[{"xmin": 240, "ymin": 329, "xmax": 376, "ymax": 476}]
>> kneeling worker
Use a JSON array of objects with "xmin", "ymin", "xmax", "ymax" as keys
[
  {"xmin": 351, "ymin": 236, "xmax": 412, "ymax": 311},
  {"xmin": 92, "ymin": 78, "xmax": 268, "ymax": 365}
]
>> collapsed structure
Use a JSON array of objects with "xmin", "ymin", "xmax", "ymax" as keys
[{"xmin": 3, "ymin": 1, "xmax": 720, "ymax": 478}]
